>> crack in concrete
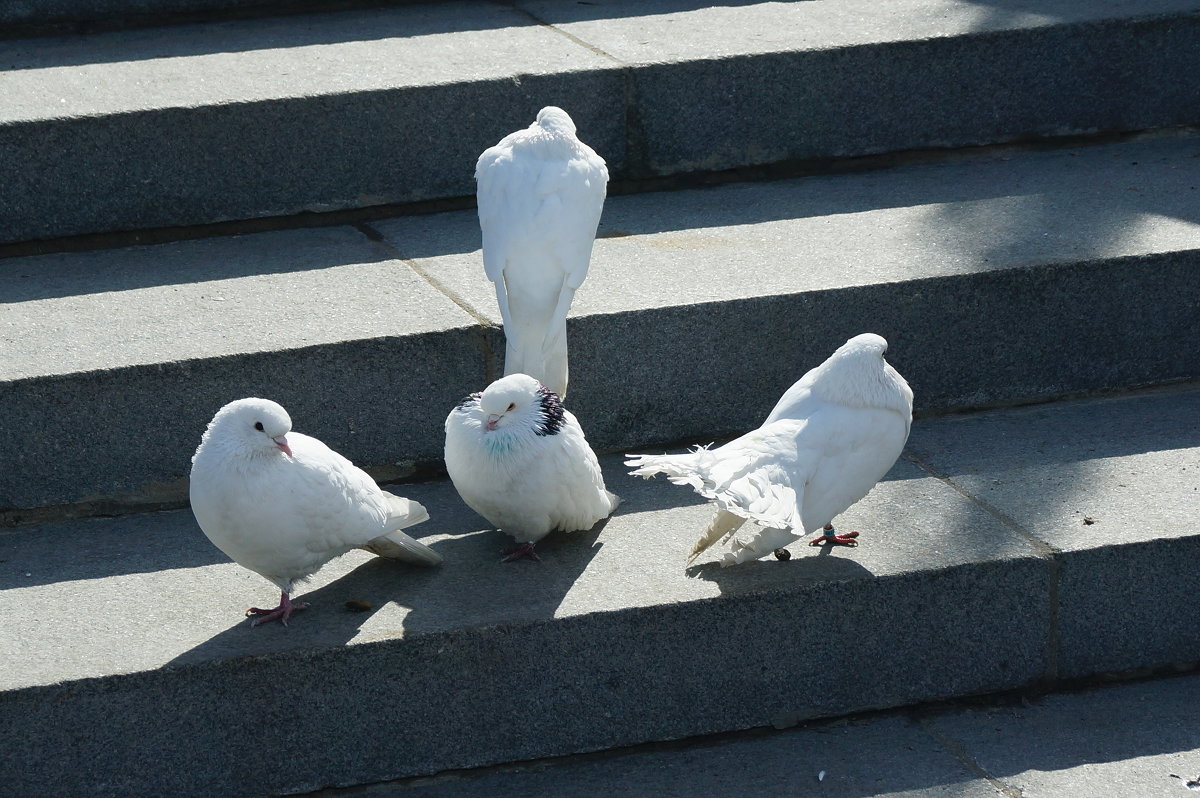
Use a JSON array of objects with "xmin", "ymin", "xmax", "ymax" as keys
[
  {"xmin": 354, "ymin": 221, "xmax": 501, "ymax": 383},
  {"xmin": 914, "ymin": 716, "xmax": 1024, "ymax": 798},
  {"xmin": 511, "ymin": 3, "xmax": 650, "ymax": 177},
  {"xmin": 902, "ymin": 449, "xmax": 1063, "ymax": 684}
]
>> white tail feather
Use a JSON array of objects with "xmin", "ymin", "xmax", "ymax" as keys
[
  {"xmin": 363, "ymin": 529, "xmax": 442, "ymax": 565},
  {"xmin": 360, "ymin": 496, "xmax": 440, "ymax": 565}
]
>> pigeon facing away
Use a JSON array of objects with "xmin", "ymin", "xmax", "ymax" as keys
[
  {"xmin": 476, "ymin": 106, "xmax": 609, "ymax": 400},
  {"xmin": 190, "ymin": 398, "xmax": 441, "ymax": 625},
  {"xmin": 444, "ymin": 373, "xmax": 619, "ymax": 561},
  {"xmin": 626, "ymin": 334, "xmax": 913, "ymax": 566}
]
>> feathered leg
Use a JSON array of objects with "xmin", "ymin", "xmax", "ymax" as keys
[
  {"xmin": 687, "ymin": 508, "xmax": 745, "ymax": 565},
  {"xmin": 246, "ymin": 590, "xmax": 309, "ymax": 627},
  {"xmin": 721, "ymin": 525, "xmax": 800, "ymax": 567}
]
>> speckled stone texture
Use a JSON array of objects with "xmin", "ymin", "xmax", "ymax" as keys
[
  {"xmin": 339, "ymin": 674, "xmax": 1200, "ymax": 798},
  {"xmin": 4, "ymin": 385, "xmax": 1199, "ymax": 796},
  {"xmin": 0, "ymin": 226, "xmax": 493, "ymax": 511},
  {"xmin": 907, "ymin": 386, "xmax": 1200, "ymax": 678},
  {"xmin": 4, "ymin": 0, "xmax": 1200, "ymax": 241},
  {"xmin": 0, "ymin": 450, "xmax": 1047, "ymax": 797},
  {"xmin": 4, "ymin": 134, "xmax": 1199, "ymax": 511}
]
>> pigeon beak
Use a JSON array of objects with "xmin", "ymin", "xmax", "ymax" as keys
[
  {"xmin": 273, "ymin": 435, "xmax": 293, "ymax": 457},
  {"xmin": 485, "ymin": 414, "xmax": 501, "ymax": 431}
]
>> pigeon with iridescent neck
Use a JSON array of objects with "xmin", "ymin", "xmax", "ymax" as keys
[
  {"xmin": 189, "ymin": 397, "xmax": 440, "ymax": 626},
  {"xmin": 444, "ymin": 374, "xmax": 619, "ymax": 561},
  {"xmin": 627, "ymin": 334, "xmax": 913, "ymax": 566}
]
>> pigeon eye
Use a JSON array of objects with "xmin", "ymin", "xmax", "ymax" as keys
[
  {"xmin": 507, "ymin": 403, "xmax": 516, "ymax": 412},
  {"xmin": 254, "ymin": 422, "xmax": 264, "ymax": 431}
]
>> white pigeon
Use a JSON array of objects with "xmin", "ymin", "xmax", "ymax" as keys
[
  {"xmin": 190, "ymin": 398, "xmax": 441, "ymax": 625},
  {"xmin": 476, "ymin": 106, "xmax": 609, "ymax": 401},
  {"xmin": 444, "ymin": 373, "xmax": 619, "ymax": 561},
  {"xmin": 626, "ymin": 334, "xmax": 913, "ymax": 567}
]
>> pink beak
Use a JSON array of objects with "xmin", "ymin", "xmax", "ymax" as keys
[
  {"xmin": 485, "ymin": 414, "xmax": 500, "ymax": 431},
  {"xmin": 273, "ymin": 435, "xmax": 293, "ymax": 457}
]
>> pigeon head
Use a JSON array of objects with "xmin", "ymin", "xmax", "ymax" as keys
[
  {"xmin": 479, "ymin": 374, "xmax": 541, "ymax": 433},
  {"xmin": 206, "ymin": 397, "xmax": 294, "ymax": 458},
  {"xmin": 536, "ymin": 106, "xmax": 577, "ymax": 136},
  {"xmin": 813, "ymin": 333, "xmax": 913, "ymax": 416},
  {"xmin": 835, "ymin": 333, "xmax": 889, "ymax": 359},
  {"xmin": 476, "ymin": 373, "xmax": 567, "ymax": 438}
]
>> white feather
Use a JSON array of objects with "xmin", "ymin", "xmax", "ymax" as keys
[
  {"xmin": 189, "ymin": 398, "xmax": 440, "ymax": 597},
  {"xmin": 476, "ymin": 106, "xmax": 609, "ymax": 400},
  {"xmin": 626, "ymin": 334, "xmax": 913, "ymax": 566},
  {"xmin": 444, "ymin": 373, "xmax": 618, "ymax": 546}
]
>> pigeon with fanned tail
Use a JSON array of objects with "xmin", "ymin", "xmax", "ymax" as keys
[
  {"xmin": 476, "ymin": 106, "xmax": 609, "ymax": 401},
  {"xmin": 626, "ymin": 334, "xmax": 913, "ymax": 566},
  {"xmin": 190, "ymin": 398, "xmax": 441, "ymax": 626},
  {"xmin": 444, "ymin": 373, "xmax": 619, "ymax": 561}
]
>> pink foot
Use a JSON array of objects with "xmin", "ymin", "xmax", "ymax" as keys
[
  {"xmin": 808, "ymin": 527, "xmax": 860, "ymax": 547},
  {"xmin": 501, "ymin": 542, "xmax": 541, "ymax": 562},
  {"xmin": 246, "ymin": 591, "xmax": 309, "ymax": 627}
]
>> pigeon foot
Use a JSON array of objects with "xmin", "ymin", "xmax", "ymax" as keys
[
  {"xmin": 808, "ymin": 526, "xmax": 860, "ymax": 547},
  {"xmin": 501, "ymin": 542, "xmax": 541, "ymax": 562},
  {"xmin": 246, "ymin": 592, "xmax": 309, "ymax": 626}
]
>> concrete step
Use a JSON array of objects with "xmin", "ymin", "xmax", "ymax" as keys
[
  {"xmin": 296, "ymin": 672, "xmax": 1200, "ymax": 798},
  {"xmin": 2, "ymin": 385, "xmax": 1198, "ymax": 797},
  {"xmin": 4, "ymin": 0, "xmax": 1200, "ymax": 243},
  {"xmin": 4, "ymin": 131, "xmax": 1200, "ymax": 516}
]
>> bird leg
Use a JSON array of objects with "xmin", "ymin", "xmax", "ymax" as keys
[
  {"xmin": 808, "ymin": 524, "xmax": 860, "ymax": 547},
  {"xmin": 246, "ymin": 591, "xmax": 310, "ymax": 626},
  {"xmin": 501, "ymin": 542, "xmax": 541, "ymax": 562}
]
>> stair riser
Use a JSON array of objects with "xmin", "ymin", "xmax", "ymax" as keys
[
  {"xmin": 0, "ymin": 559, "xmax": 1049, "ymax": 798},
  {"xmin": 5, "ymin": 13, "xmax": 1200, "ymax": 244},
  {"xmin": 4, "ymin": 252, "xmax": 1197, "ymax": 514}
]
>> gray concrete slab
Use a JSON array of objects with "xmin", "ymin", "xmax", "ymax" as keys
[
  {"xmin": 4, "ymin": 0, "xmax": 1200, "ymax": 242},
  {"xmin": 374, "ymin": 133, "xmax": 1200, "ymax": 450},
  {"xmin": 311, "ymin": 672, "xmax": 1200, "ymax": 798},
  {"xmin": 0, "ymin": 2, "xmax": 625, "ymax": 242},
  {"xmin": 923, "ymin": 675, "xmax": 1200, "ymax": 798},
  {"xmin": 0, "ymin": 450, "xmax": 1047, "ymax": 797},
  {"xmin": 523, "ymin": 0, "xmax": 1200, "ymax": 176},
  {"xmin": 0, "ymin": 226, "xmax": 489, "ymax": 511},
  {"xmin": 345, "ymin": 716, "xmax": 999, "ymax": 798},
  {"xmin": 908, "ymin": 384, "xmax": 1200, "ymax": 679}
]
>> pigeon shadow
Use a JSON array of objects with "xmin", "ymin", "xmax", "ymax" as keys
[
  {"xmin": 164, "ymin": 475, "xmax": 609, "ymax": 666},
  {"xmin": 0, "ymin": 508, "xmax": 231, "ymax": 590},
  {"xmin": 686, "ymin": 542, "xmax": 876, "ymax": 598}
]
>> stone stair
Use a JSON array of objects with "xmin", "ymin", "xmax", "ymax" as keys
[
  {"xmin": 3, "ymin": 386, "xmax": 1199, "ymax": 797},
  {"xmin": 2, "ymin": 1, "xmax": 1199, "ymax": 795}
]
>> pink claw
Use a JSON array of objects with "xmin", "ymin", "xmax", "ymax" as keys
[
  {"xmin": 500, "ymin": 542, "xmax": 541, "ymax": 562},
  {"xmin": 808, "ymin": 528, "xmax": 860, "ymax": 547},
  {"xmin": 246, "ymin": 591, "xmax": 309, "ymax": 626}
]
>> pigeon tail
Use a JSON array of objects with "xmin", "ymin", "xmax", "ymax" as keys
[
  {"xmin": 687, "ymin": 508, "xmax": 745, "ymax": 566},
  {"xmin": 629, "ymin": 447, "xmax": 801, "ymax": 531},
  {"xmin": 625, "ymin": 446, "xmax": 712, "ymax": 491},
  {"xmin": 504, "ymin": 319, "xmax": 569, "ymax": 400},
  {"xmin": 362, "ymin": 530, "xmax": 442, "ymax": 566},
  {"xmin": 361, "ymin": 496, "xmax": 440, "ymax": 565}
]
